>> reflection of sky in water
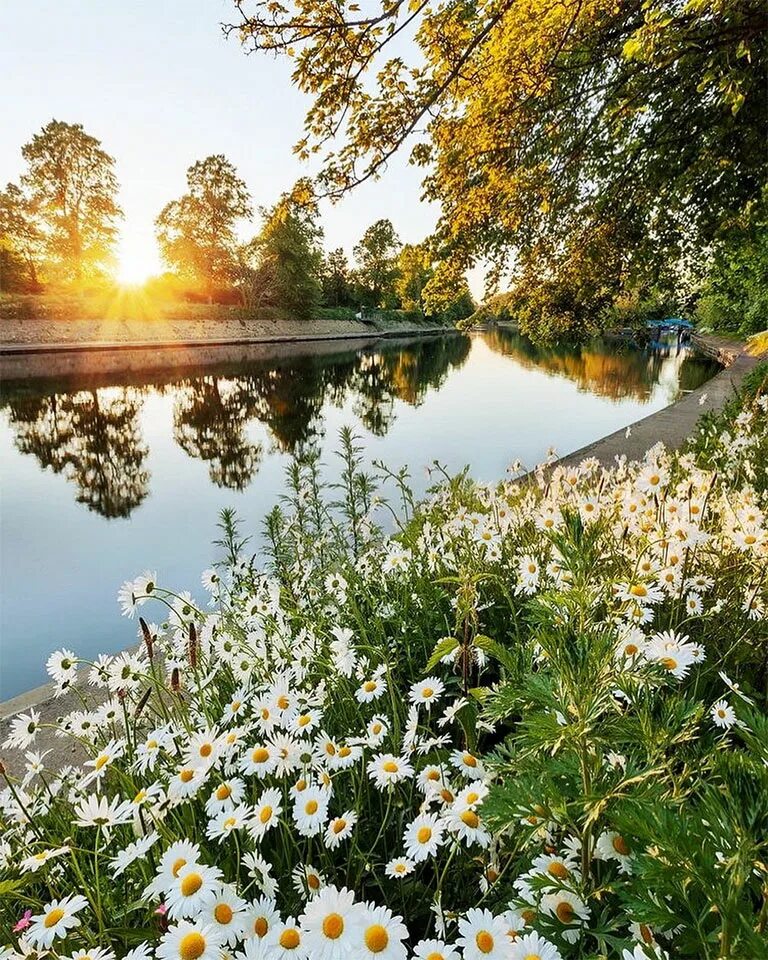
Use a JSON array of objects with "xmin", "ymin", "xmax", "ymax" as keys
[{"xmin": 0, "ymin": 331, "xmax": 719, "ymax": 698}]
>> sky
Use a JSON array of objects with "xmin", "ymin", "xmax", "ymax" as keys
[{"xmin": 0, "ymin": 0, "xmax": 445, "ymax": 285}]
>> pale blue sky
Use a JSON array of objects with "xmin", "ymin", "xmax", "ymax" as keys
[{"xmin": 0, "ymin": 0, "xmax": 444, "ymax": 283}]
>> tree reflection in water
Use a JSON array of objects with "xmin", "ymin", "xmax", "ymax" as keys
[{"xmin": 0, "ymin": 331, "xmax": 717, "ymax": 520}]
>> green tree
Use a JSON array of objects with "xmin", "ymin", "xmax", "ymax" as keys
[
  {"xmin": 422, "ymin": 260, "xmax": 475, "ymax": 324},
  {"xmin": 396, "ymin": 243, "xmax": 433, "ymax": 314},
  {"xmin": 156, "ymin": 155, "xmax": 252, "ymax": 300},
  {"xmin": 20, "ymin": 120, "xmax": 121, "ymax": 283},
  {"xmin": 321, "ymin": 247, "xmax": 353, "ymax": 308},
  {"xmin": 228, "ymin": 0, "xmax": 767, "ymax": 327},
  {"xmin": 248, "ymin": 180, "xmax": 324, "ymax": 320},
  {"xmin": 353, "ymin": 219, "xmax": 401, "ymax": 308}
]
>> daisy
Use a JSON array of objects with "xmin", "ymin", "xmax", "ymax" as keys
[
  {"xmin": 243, "ymin": 853, "xmax": 278, "ymax": 898},
  {"xmin": 241, "ymin": 742, "xmax": 279, "ymax": 777},
  {"xmin": 166, "ymin": 862, "xmax": 222, "ymax": 919},
  {"xmin": 3, "ymin": 709, "xmax": 41, "ymax": 750},
  {"xmin": 266, "ymin": 916, "xmax": 308, "ymax": 958},
  {"xmin": 540, "ymin": 890, "xmax": 590, "ymax": 941},
  {"xmin": 711, "ymin": 699, "xmax": 736, "ymax": 729},
  {"xmin": 293, "ymin": 786, "xmax": 329, "ymax": 837},
  {"xmin": 450, "ymin": 749, "xmax": 486, "ymax": 780},
  {"xmin": 73, "ymin": 793, "xmax": 133, "ymax": 830},
  {"xmin": 83, "ymin": 739, "xmax": 124, "ymax": 786},
  {"xmin": 205, "ymin": 777, "xmax": 246, "ymax": 816},
  {"xmin": 325, "ymin": 810, "xmax": 358, "ymax": 849},
  {"xmin": 412, "ymin": 940, "xmax": 461, "ymax": 960},
  {"xmin": 244, "ymin": 896, "xmax": 280, "ymax": 939},
  {"xmin": 185, "ymin": 729, "xmax": 221, "ymax": 769},
  {"xmin": 300, "ymin": 885, "xmax": 362, "ymax": 960},
  {"xmin": 457, "ymin": 908, "xmax": 512, "ymax": 960},
  {"xmin": 206, "ymin": 804, "xmax": 252, "ymax": 842},
  {"xmin": 385, "ymin": 857, "xmax": 415, "ymax": 879},
  {"xmin": 409, "ymin": 676, "xmax": 445, "ymax": 709},
  {"xmin": 19, "ymin": 845, "xmax": 69, "ymax": 874},
  {"xmin": 200, "ymin": 885, "xmax": 248, "ymax": 947},
  {"xmin": 169, "ymin": 764, "xmax": 209, "ymax": 801},
  {"xmin": 509, "ymin": 931, "xmax": 562, "ymax": 960},
  {"xmin": 367, "ymin": 753, "xmax": 414, "ymax": 789},
  {"xmin": 292, "ymin": 863, "xmax": 326, "ymax": 898},
  {"xmin": 156, "ymin": 919, "xmax": 223, "ymax": 960},
  {"xmin": 445, "ymin": 806, "xmax": 491, "ymax": 848},
  {"xmin": 453, "ymin": 782, "xmax": 489, "ymax": 811},
  {"xmin": 288, "ymin": 706, "xmax": 323, "ymax": 738},
  {"xmin": 595, "ymin": 830, "xmax": 634, "ymax": 873},
  {"xmin": 27, "ymin": 894, "xmax": 88, "ymax": 949},
  {"xmin": 150, "ymin": 840, "xmax": 202, "ymax": 894},
  {"xmin": 365, "ymin": 716, "xmax": 389, "ymax": 746},
  {"xmin": 403, "ymin": 813, "xmax": 445, "ymax": 862},
  {"xmin": 46, "ymin": 648, "xmax": 78, "ymax": 682},
  {"xmin": 353, "ymin": 902, "xmax": 408, "ymax": 959},
  {"xmin": 250, "ymin": 787, "xmax": 283, "ymax": 839},
  {"xmin": 326, "ymin": 741, "xmax": 362, "ymax": 771},
  {"xmin": 110, "ymin": 832, "xmax": 159, "ymax": 876},
  {"xmin": 356, "ymin": 673, "xmax": 388, "ymax": 703}
]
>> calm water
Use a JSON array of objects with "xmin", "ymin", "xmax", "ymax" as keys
[{"xmin": 0, "ymin": 329, "xmax": 719, "ymax": 698}]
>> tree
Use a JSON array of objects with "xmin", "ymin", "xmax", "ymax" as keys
[
  {"xmin": 0, "ymin": 183, "xmax": 44, "ymax": 291},
  {"xmin": 20, "ymin": 120, "xmax": 121, "ymax": 283},
  {"xmin": 422, "ymin": 260, "xmax": 475, "ymax": 324},
  {"xmin": 248, "ymin": 180, "xmax": 324, "ymax": 320},
  {"xmin": 156, "ymin": 155, "xmax": 252, "ymax": 300},
  {"xmin": 353, "ymin": 219, "xmax": 401, "ymax": 308},
  {"xmin": 396, "ymin": 243, "xmax": 433, "ymax": 314},
  {"xmin": 321, "ymin": 248, "xmax": 353, "ymax": 308},
  {"xmin": 227, "ymin": 0, "xmax": 767, "ymax": 325}
]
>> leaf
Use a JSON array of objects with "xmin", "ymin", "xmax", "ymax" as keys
[
  {"xmin": 426, "ymin": 635, "xmax": 458, "ymax": 671},
  {"xmin": 474, "ymin": 634, "xmax": 518, "ymax": 673}
]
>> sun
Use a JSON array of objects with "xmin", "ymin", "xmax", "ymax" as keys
[{"xmin": 116, "ymin": 231, "xmax": 160, "ymax": 287}]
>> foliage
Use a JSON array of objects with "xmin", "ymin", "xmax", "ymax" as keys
[
  {"xmin": 1, "ymin": 381, "xmax": 767, "ymax": 957},
  {"xmin": 17, "ymin": 120, "xmax": 121, "ymax": 284},
  {"xmin": 0, "ymin": 183, "xmax": 44, "ymax": 292},
  {"xmin": 353, "ymin": 218, "xmax": 401, "ymax": 308},
  {"xmin": 695, "ymin": 192, "xmax": 768, "ymax": 338},
  {"xmin": 156, "ymin": 155, "xmax": 253, "ymax": 300},
  {"xmin": 320, "ymin": 247, "xmax": 354, "ymax": 309},
  {"xmin": 396, "ymin": 243, "xmax": 433, "ymax": 314},
  {"xmin": 227, "ymin": 0, "xmax": 767, "ymax": 329}
]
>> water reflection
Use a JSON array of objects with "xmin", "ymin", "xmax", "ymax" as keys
[{"xmin": 0, "ymin": 330, "xmax": 718, "ymax": 520}]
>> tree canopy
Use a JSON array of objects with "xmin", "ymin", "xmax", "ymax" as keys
[
  {"xmin": 227, "ymin": 0, "xmax": 767, "ymax": 308},
  {"xmin": 156, "ymin": 155, "xmax": 253, "ymax": 299}
]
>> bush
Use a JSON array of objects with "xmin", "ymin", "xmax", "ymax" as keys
[{"xmin": 1, "ymin": 401, "xmax": 767, "ymax": 958}]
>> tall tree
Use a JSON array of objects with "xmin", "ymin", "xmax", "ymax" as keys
[
  {"xmin": 20, "ymin": 120, "xmax": 121, "ymax": 283},
  {"xmin": 321, "ymin": 247, "xmax": 353, "ymax": 308},
  {"xmin": 353, "ymin": 219, "xmax": 401, "ymax": 308},
  {"xmin": 396, "ymin": 243, "xmax": 433, "ymax": 314},
  {"xmin": 248, "ymin": 180, "xmax": 324, "ymax": 320},
  {"xmin": 156, "ymin": 155, "xmax": 252, "ymax": 300},
  {"xmin": 227, "ymin": 0, "xmax": 767, "ymax": 320}
]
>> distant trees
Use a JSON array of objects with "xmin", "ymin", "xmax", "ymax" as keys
[
  {"xmin": 396, "ymin": 243, "xmax": 433, "ymax": 314},
  {"xmin": 0, "ymin": 120, "xmax": 121, "ymax": 289},
  {"xmin": 321, "ymin": 248, "xmax": 353, "ymax": 309},
  {"xmin": 353, "ymin": 219, "xmax": 400, "ymax": 308},
  {"xmin": 155, "ymin": 155, "xmax": 252, "ymax": 301}
]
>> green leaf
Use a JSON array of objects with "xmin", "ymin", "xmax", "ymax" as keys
[
  {"xmin": 426, "ymin": 636, "xmax": 458, "ymax": 671},
  {"xmin": 474, "ymin": 634, "xmax": 518, "ymax": 673}
]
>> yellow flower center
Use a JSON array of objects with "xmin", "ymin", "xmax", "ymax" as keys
[
  {"xmin": 325, "ymin": 743, "xmax": 337, "ymax": 755},
  {"xmin": 259, "ymin": 806, "xmax": 273, "ymax": 824},
  {"xmin": 383, "ymin": 761, "xmax": 399, "ymax": 773},
  {"xmin": 556, "ymin": 901, "xmax": 574, "ymax": 923},
  {"xmin": 339, "ymin": 746, "xmax": 351, "ymax": 757},
  {"xmin": 717, "ymin": 709, "xmax": 726, "ymax": 718},
  {"xmin": 231, "ymin": 700, "xmax": 241, "ymax": 711},
  {"xmin": 215, "ymin": 903, "xmax": 233, "ymax": 924},
  {"xmin": 180, "ymin": 872, "xmax": 203, "ymax": 896},
  {"xmin": 171, "ymin": 857, "xmax": 187, "ymax": 877},
  {"xmin": 476, "ymin": 930, "xmax": 495, "ymax": 953},
  {"xmin": 253, "ymin": 748, "xmax": 270, "ymax": 763},
  {"xmin": 365, "ymin": 924, "xmax": 389, "ymax": 953},
  {"xmin": 527, "ymin": 564, "xmax": 537, "ymax": 574},
  {"xmin": 305, "ymin": 800, "xmax": 319, "ymax": 815},
  {"xmin": 417, "ymin": 826, "xmax": 433, "ymax": 843},
  {"xmin": 612, "ymin": 834, "xmax": 631, "ymax": 856},
  {"xmin": 426, "ymin": 954, "xmax": 445, "ymax": 960},
  {"xmin": 364, "ymin": 681, "xmax": 377, "ymax": 692},
  {"xmin": 463, "ymin": 753, "xmax": 477, "ymax": 767},
  {"xmin": 322, "ymin": 913, "xmax": 344, "ymax": 939},
  {"xmin": 649, "ymin": 474, "xmax": 660, "ymax": 486},
  {"xmin": 422, "ymin": 687, "xmax": 434, "ymax": 698},
  {"xmin": 216, "ymin": 785, "xmax": 231, "ymax": 801},
  {"xmin": 180, "ymin": 769, "xmax": 195, "ymax": 783},
  {"xmin": 147, "ymin": 739, "xmax": 158, "ymax": 749},
  {"xmin": 223, "ymin": 816, "xmax": 236, "ymax": 829},
  {"xmin": 307, "ymin": 872, "xmax": 321, "ymax": 890},
  {"xmin": 427, "ymin": 770, "xmax": 440, "ymax": 781},
  {"xmin": 95, "ymin": 754, "xmax": 109, "ymax": 770},
  {"xmin": 466, "ymin": 791, "xmax": 479, "ymax": 804},
  {"xmin": 178, "ymin": 932, "xmax": 206, "ymax": 960},
  {"xmin": 548, "ymin": 861, "xmax": 569, "ymax": 879},
  {"xmin": 625, "ymin": 643, "xmax": 638, "ymax": 656},
  {"xmin": 333, "ymin": 819, "xmax": 347, "ymax": 834},
  {"xmin": 199, "ymin": 743, "xmax": 212, "ymax": 758},
  {"xmin": 254, "ymin": 916, "xmax": 268, "ymax": 937},
  {"xmin": 133, "ymin": 789, "xmax": 147, "ymax": 803},
  {"xmin": 44, "ymin": 908, "xmax": 64, "ymax": 928},
  {"xmin": 279, "ymin": 928, "xmax": 301, "ymax": 949},
  {"xmin": 461, "ymin": 810, "xmax": 480, "ymax": 828},
  {"xmin": 371, "ymin": 724, "xmax": 382, "ymax": 735},
  {"xmin": 440, "ymin": 788, "xmax": 454, "ymax": 803},
  {"xmin": 295, "ymin": 778, "xmax": 307, "ymax": 792},
  {"xmin": 524, "ymin": 954, "xmax": 543, "ymax": 960},
  {"xmin": 277, "ymin": 695, "xmax": 289, "ymax": 709},
  {"xmin": 629, "ymin": 584, "xmax": 648, "ymax": 598},
  {"xmin": 661, "ymin": 656, "xmax": 678, "ymax": 671},
  {"xmin": 298, "ymin": 715, "xmax": 311, "ymax": 727}
]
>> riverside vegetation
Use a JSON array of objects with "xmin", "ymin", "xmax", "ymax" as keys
[{"xmin": 1, "ymin": 366, "xmax": 767, "ymax": 960}]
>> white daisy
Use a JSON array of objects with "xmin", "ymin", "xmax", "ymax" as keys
[{"xmin": 27, "ymin": 895, "xmax": 89, "ymax": 949}]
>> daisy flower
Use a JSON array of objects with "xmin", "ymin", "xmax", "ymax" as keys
[
  {"xmin": 403, "ymin": 813, "xmax": 445, "ymax": 862},
  {"xmin": 412, "ymin": 940, "xmax": 461, "ymax": 960},
  {"xmin": 150, "ymin": 840, "xmax": 202, "ymax": 894},
  {"xmin": 266, "ymin": 915, "xmax": 308, "ymax": 958},
  {"xmin": 595, "ymin": 830, "xmax": 635, "ymax": 873},
  {"xmin": 293, "ymin": 786, "xmax": 329, "ymax": 837},
  {"xmin": 156, "ymin": 919, "xmax": 223, "ymax": 960},
  {"xmin": 325, "ymin": 810, "xmax": 358, "ymax": 849},
  {"xmin": 19, "ymin": 845, "xmax": 69, "ymax": 874},
  {"xmin": 445, "ymin": 806, "xmax": 491, "ymax": 848},
  {"xmin": 365, "ymin": 716, "xmax": 389, "ymax": 746},
  {"xmin": 711, "ymin": 699, "xmax": 736, "ymax": 729},
  {"xmin": 353, "ymin": 902, "xmax": 408, "ymax": 959},
  {"xmin": 409, "ymin": 676, "xmax": 445, "ymax": 709},
  {"xmin": 206, "ymin": 804, "xmax": 252, "ymax": 842},
  {"xmin": 200, "ymin": 885, "xmax": 248, "ymax": 947},
  {"xmin": 3, "ymin": 709, "xmax": 41, "ymax": 750},
  {"xmin": 367, "ymin": 753, "xmax": 414, "ymax": 789},
  {"xmin": 73, "ymin": 793, "xmax": 133, "ymax": 830},
  {"xmin": 251, "ymin": 787, "xmax": 283, "ymax": 839},
  {"xmin": 356, "ymin": 673, "xmax": 388, "ymax": 703},
  {"xmin": 450, "ymin": 749, "xmax": 486, "ymax": 780},
  {"xmin": 457, "ymin": 907, "xmax": 512, "ymax": 960},
  {"xmin": 27, "ymin": 895, "xmax": 88, "ymax": 949},
  {"xmin": 385, "ymin": 857, "xmax": 415, "ymax": 879},
  {"xmin": 244, "ymin": 896, "xmax": 280, "ymax": 939},
  {"xmin": 509, "ymin": 931, "xmax": 562, "ymax": 960},
  {"xmin": 299, "ymin": 885, "xmax": 363, "ymax": 960},
  {"xmin": 205, "ymin": 777, "xmax": 246, "ymax": 816},
  {"xmin": 166, "ymin": 862, "xmax": 222, "ymax": 919},
  {"xmin": 540, "ymin": 890, "xmax": 590, "ymax": 941},
  {"xmin": 292, "ymin": 863, "xmax": 326, "ymax": 898},
  {"xmin": 241, "ymin": 743, "xmax": 279, "ymax": 777}
]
